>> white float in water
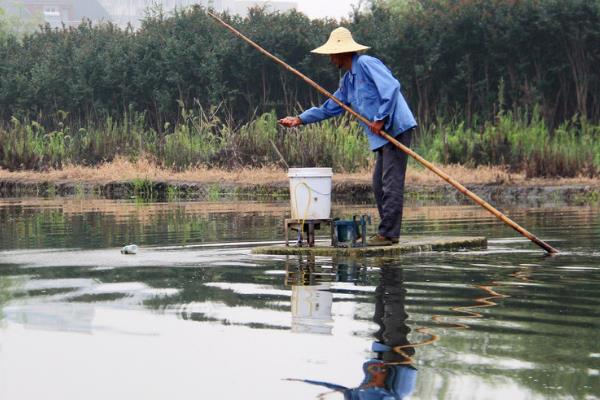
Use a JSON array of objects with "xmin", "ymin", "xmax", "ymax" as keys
[
  {"xmin": 120, "ymin": 244, "xmax": 138, "ymax": 255},
  {"xmin": 287, "ymin": 167, "xmax": 333, "ymax": 220}
]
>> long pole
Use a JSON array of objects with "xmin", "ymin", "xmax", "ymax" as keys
[{"xmin": 207, "ymin": 11, "xmax": 559, "ymax": 254}]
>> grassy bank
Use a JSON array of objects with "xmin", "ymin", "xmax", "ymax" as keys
[{"xmin": 1, "ymin": 109, "xmax": 599, "ymax": 178}]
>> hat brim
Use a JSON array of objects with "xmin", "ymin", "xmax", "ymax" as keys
[{"xmin": 311, "ymin": 43, "xmax": 370, "ymax": 55}]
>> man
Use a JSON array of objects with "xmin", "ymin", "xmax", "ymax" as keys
[{"xmin": 278, "ymin": 27, "xmax": 417, "ymax": 247}]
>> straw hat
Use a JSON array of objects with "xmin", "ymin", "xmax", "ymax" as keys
[{"xmin": 311, "ymin": 27, "xmax": 370, "ymax": 55}]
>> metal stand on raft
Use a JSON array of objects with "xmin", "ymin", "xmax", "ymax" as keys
[
  {"xmin": 284, "ymin": 215, "xmax": 372, "ymax": 248},
  {"xmin": 284, "ymin": 218, "xmax": 333, "ymax": 247}
]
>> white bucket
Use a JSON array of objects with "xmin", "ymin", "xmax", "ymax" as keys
[{"xmin": 288, "ymin": 167, "xmax": 333, "ymax": 220}]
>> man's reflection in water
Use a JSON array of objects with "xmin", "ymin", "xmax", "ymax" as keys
[{"xmin": 286, "ymin": 256, "xmax": 417, "ymax": 399}]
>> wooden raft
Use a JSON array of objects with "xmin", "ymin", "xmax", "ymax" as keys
[{"xmin": 252, "ymin": 236, "xmax": 487, "ymax": 257}]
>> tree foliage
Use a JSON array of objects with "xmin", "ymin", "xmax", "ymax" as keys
[{"xmin": 0, "ymin": 1, "xmax": 599, "ymax": 129}]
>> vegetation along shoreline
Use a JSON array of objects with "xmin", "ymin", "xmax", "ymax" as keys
[{"xmin": 1, "ymin": 160, "xmax": 598, "ymax": 205}]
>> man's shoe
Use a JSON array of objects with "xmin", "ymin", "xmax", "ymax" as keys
[
  {"xmin": 367, "ymin": 234, "xmax": 393, "ymax": 247},
  {"xmin": 390, "ymin": 237, "xmax": 400, "ymax": 244}
]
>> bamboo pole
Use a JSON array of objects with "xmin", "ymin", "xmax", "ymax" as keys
[{"xmin": 207, "ymin": 11, "xmax": 559, "ymax": 254}]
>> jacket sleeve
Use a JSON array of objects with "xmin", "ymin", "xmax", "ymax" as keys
[
  {"xmin": 298, "ymin": 85, "xmax": 347, "ymax": 124},
  {"xmin": 359, "ymin": 57, "xmax": 400, "ymax": 128}
]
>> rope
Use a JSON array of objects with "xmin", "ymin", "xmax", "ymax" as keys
[{"xmin": 293, "ymin": 181, "xmax": 312, "ymax": 244}]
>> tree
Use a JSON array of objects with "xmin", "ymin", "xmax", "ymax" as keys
[{"xmin": 0, "ymin": 0, "xmax": 42, "ymax": 38}]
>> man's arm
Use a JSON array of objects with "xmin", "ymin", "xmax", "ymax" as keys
[{"xmin": 278, "ymin": 86, "xmax": 347, "ymax": 128}]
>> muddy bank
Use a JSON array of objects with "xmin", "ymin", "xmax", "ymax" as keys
[
  {"xmin": 2, "ymin": 161, "xmax": 598, "ymax": 205},
  {"xmin": 0, "ymin": 178, "xmax": 598, "ymax": 206}
]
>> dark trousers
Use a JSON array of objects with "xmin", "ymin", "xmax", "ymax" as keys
[{"xmin": 372, "ymin": 130, "xmax": 412, "ymax": 239}]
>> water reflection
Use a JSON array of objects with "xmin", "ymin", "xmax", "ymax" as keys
[
  {"xmin": 286, "ymin": 260, "xmax": 334, "ymax": 335},
  {"xmin": 285, "ymin": 255, "xmax": 367, "ymax": 335},
  {"xmin": 432, "ymin": 282, "xmax": 508, "ymax": 330},
  {"xmin": 1, "ymin": 199, "xmax": 600, "ymax": 399},
  {"xmin": 285, "ymin": 256, "xmax": 418, "ymax": 399}
]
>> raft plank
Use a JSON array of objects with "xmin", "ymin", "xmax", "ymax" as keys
[{"xmin": 252, "ymin": 236, "xmax": 487, "ymax": 256}]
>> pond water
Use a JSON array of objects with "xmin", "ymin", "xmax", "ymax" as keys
[{"xmin": 0, "ymin": 198, "xmax": 599, "ymax": 400}]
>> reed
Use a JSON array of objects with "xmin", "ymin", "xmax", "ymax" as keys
[
  {"xmin": 236, "ymin": 112, "xmax": 371, "ymax": 172},
  {"xmin": 1, "ymin": 107, "xmax": 599, "ymax": 177},
  {"xmin": 413, "ymin": 109, "xmax": 600, "ymax": 178}
]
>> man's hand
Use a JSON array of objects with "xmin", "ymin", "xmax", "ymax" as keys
[
  {"xmin": 278, "ymin": 116, "xmax": 303, "ymax": 128},
  {"xmin": 369, "ymin": 120, "xmax": 385, "ymax": 135}
]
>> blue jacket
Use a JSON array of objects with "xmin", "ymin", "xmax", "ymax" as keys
[{"xmin": 299, "ymin": 53, "xmax": 417, "ymax": 151}]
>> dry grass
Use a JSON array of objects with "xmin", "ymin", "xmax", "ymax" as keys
[
  {"xmin": 333, "ymin": 164, "xmax": 598, "ymax": 187},
  {"xmin": 0, "ymin": 157, "xmax": 288, "ymax": 185},
  {"xmin": 0, "ymin": 157, "xmax": 598, "ymax": 187}
]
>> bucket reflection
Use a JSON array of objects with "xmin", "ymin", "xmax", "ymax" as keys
[
  {"xmin": 285, "ymin": 255, "xmax": 367, "ymax": 335},
  {"xmin": 290, "ymin": 284, "xmax": 333, "ymax": 334},
  {"xmin": 285, "ymin": 255, "xmax": 335, "ymax": 335}
]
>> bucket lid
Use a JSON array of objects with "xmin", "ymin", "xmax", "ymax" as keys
[{"xmin": 288, "ymin": 167, "xmax": 333, "ymax": 178}]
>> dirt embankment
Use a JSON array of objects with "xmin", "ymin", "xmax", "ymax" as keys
[{"xmin": 1, "ymin": 158, "xmax": 598, "ymax": 204}]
